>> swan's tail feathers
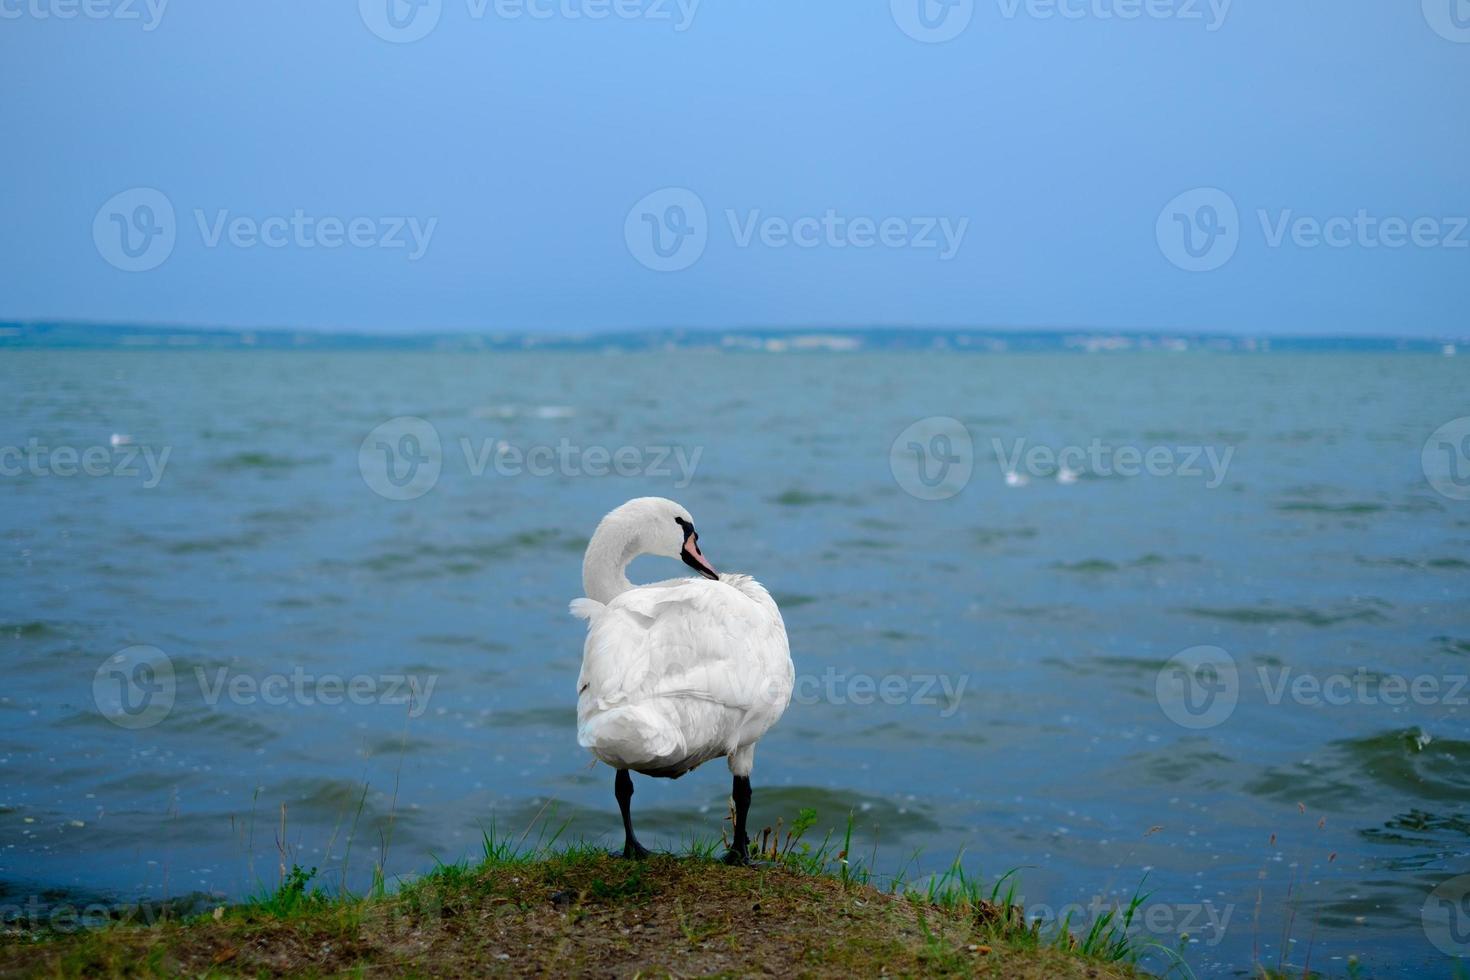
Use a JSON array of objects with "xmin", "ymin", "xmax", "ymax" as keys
[
  {"xmin": 577, "ymin": 705, "xmax": 682, "ymax": 769},
  {"xmin": 569, "ymin": 598, "xmax": 603, "ymax": 621}
]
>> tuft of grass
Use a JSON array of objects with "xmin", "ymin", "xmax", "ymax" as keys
[
  {"xmin": 248, "ymin": 863, "xmax": 329, "ymax": 918},
  {"xmin": 749, "ymin": 811, "xmax": 1190, "ymax": 974},
  {"xmin": 1076, "ymin": 878, "xmax": 1149, "ymax": 959}
]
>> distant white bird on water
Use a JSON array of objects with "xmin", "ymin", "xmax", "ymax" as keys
[{"xmin": 571, "ymin": 497, "xmax": 794, "ymax": 864}]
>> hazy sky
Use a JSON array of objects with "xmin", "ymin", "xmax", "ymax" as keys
[{"xmin": 3, "ymin": 1, "xmax": 1467, "ymax": 335}]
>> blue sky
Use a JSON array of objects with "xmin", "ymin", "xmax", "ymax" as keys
[{"xmin": 2, "ymin": 0, "xmax": 1467, "ymax": 335}]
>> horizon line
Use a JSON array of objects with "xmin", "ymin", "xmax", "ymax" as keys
[{"xmin": 3, "ymin": 318, "xmax": 1466, "ymax": 345}]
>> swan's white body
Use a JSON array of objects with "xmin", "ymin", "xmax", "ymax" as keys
[{"xmin": 571, "ymin": 499, "xmax": 793, "ymax": 780}]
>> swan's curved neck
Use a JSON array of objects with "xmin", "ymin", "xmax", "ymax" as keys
[{"xmin": 582, "ymin": 518, "xmax": 643, "ymax": 604}]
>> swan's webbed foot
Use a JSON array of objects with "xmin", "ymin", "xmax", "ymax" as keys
[
  {"xmin": 619, "ymin": 838, "xmax": 652, "ymax": 860},
  {"xmin": 722, "ymin": 845, "xmax": 750, "ymax": 866}
]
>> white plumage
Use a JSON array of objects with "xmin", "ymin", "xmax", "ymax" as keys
[
  {"xmin": 569, "ymin": 497, "xmax": 793, "ymax": 862},
  {"xmin": 574, "ymin": 573, "xmax": 792, "ymax": 776}
]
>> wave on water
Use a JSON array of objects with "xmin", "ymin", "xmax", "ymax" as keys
[
  {"xmin": 1247, "ymin": 729, "xmax": 1470, "ymax": 809},
  {"xmin": 1179, "ymin": 602, "xmax": 1392, "ymax": 627},
  {"xmin": 211, "ymin": 451, "xmax": 328, "ymax": 472}
]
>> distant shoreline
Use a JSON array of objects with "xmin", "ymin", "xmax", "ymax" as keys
[{"xmin": 0, "ymin": 321, "xmax": 1461, "ymax": 354}]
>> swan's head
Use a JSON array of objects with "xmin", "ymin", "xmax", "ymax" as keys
[{"xmin": 604, "ymin": 496, "xmax": 719, "ymax": 581}]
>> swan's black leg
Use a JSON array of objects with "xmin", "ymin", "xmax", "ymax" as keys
[
  {"xmin": 614, "ymin": 769, "xmax": 650, "ymax": 860},
  {"xmin": 723, "ymin": 775, "xmax": 752, "ymax": 865}
]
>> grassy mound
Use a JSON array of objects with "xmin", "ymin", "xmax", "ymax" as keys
[
  {"xmin": 0, "ymin": 849, "xmax": 1147, "ymax": 978},
  {"xmin": 0, "ymin": 807, "xmax": 1176, "ymax": 978}
]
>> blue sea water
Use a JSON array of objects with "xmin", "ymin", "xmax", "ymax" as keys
[{"xmin": 1, "ymin": 349, "xmax": 1467, "ymax": 976}]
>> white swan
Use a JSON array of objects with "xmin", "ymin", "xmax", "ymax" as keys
[{"xmin": 571, "ymin": 497, "xmax": 794, "ymax": 864}]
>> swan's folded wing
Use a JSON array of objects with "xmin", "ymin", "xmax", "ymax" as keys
[{"xmin": 577, "ymin": 580, "xmax": 785, "ymax": 715}]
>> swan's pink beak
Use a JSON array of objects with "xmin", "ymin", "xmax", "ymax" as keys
[{"xmin": 681, "ymin": 534, "xmax": 719, "ymax": 580}]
